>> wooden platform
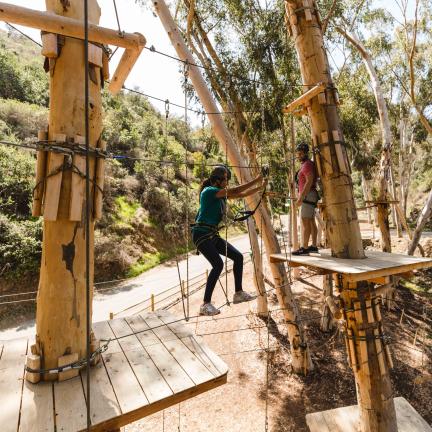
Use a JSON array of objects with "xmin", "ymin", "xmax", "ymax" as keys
[
  {"xmin": 0, "ymin": 310, "xmax": 228, "ymax": 432},
  {"xmin": 270, "ymin": 250, "xmax": 432, "ymax": 282},
  {"xmin": 306, "ymin": 397, "xmax": 432, "ymax": 432}
]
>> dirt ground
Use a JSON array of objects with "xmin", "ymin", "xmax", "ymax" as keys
[
  {"xmin": 124, "ymin": 254, "xmax": 432, "ymax": 432},
  {"xmin": 1, "ymin": 232, "xmax": 431, "ymax": 431}
]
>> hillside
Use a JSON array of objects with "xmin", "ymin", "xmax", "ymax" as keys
[{"xmin": 0, "ymin": 28, "xmax": 226, "ymax": 292}]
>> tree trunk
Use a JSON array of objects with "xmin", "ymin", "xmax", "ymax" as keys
[
  {"xmin": 35, "ymin": 0, "xmax": 102, "ymax": 379},
  {"xmin": 285, "ymin": 4, "xmax": 364, "ymax": 259},
  {"xmin": 408, "ymin": 189, "xmax": 432, "ymax": 255},
  {"xmin": 246, "ymin": 215, "xmax": 268, "ymax": 316},
  {"xmin": 286, "ymin": 3, "xmax": 397, "ymax": 430},
  {"xmin": 155, "ymin": 0, "xmax": 312, "ymax": 373},
  {"xmin": 320, "ymin": 274, "xmax": 334, "ymax": 332},
  {"xmin": 361, "ymin": 173, "xmax": 372, "ymax": 225},
  {"xmin": 188, "ymin": 22, "xmax": 268, "ymax": 317},
  {"xmin": 336, "ymin": 26, "xmax": 394, "ymax": 252}
]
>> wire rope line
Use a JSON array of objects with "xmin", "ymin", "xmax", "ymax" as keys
[
  {"xmin": 83, "ymin": 2, "xmax": 92, "ymax": 429},
  {"xmin": 5, "ymin": 23, "xmax": 43, "ymax": 47},
  {"xmin": 182, "ymin": 61, "xmax": 191, "ymax": 321},
  {"xmin": 112, "ymin": 0, "xmax": 123, "ymax": 35}
]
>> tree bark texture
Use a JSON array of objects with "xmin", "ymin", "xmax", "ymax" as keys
[{"xmin": 408, "ymin": 189, "xmax": 432, "ymax": 255}]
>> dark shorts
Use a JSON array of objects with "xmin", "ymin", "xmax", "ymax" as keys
[{"xmin": 301, "ymin": 190, "xmax": 319, "ymax": 219}]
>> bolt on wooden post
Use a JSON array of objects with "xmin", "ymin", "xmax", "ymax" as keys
[{"xmin": 34, "ymin": 0, "xmax": 103, "ymax": 380}]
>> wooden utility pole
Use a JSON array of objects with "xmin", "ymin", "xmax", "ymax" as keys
[
  {"xmin": 35, "ymin": 0, "xmax": 103, "ymax": 379},
  {"xmin": 284, "ymin": 1, "xmax": 397, "ymax": 430},
  {"xmin": 284, "ymin": 2, "xmax": 364, "ymax": 260},
  {"xmin": 155, "ymin": 0, "xmax": 312, "ymax": 373}
]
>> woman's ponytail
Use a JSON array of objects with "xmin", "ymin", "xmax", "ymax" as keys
[{"xmin": 199, "ymin": 178, "xmax": 212, "ymax": 197}]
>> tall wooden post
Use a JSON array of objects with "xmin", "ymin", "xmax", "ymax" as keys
[
  {"xmin": 285, "ymin": 1, "xmax": 364, "ymax": 259},
  {"xmin": 155, "ymin": 0, "xmax": 312, "ymax": 373},
  {"xmin": 35, "ymin": 0, "xmax": 103, "ymax": 379},
  {"xmin": 284, "ymin": 1, "xmax": 397, "ymax": 430}
]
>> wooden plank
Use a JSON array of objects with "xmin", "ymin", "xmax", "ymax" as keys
[
  {"xmin": 125, "ymin": 315, "xmax": 161, "ymax": 348},
  {"xmin": 93, "ymin": 321, "xmax": 122, "ymax": 354},
  {"xmin": 306, "ymin": 411, "xmax": 331, "ymax": 432},
  {"xmin": 85, "ymin": 373, "xmax": 227, "ymax": 432},
  {"xmin": 70, "ymin": 135, "xmax": 86, "ymax": 221},
  {"xmin": 109, "ymin": 47, "xmax": 144, "ymax": 95},
  {"xmin": 142, "ymin": 314, "xmax": 215, "ymax": 385},
  {"xmin": 0, "ymin": 338, "xmax": 27, "ymax": 432},
  {"xmin": 0, "ymin": 2, "xmax": 146, "ymax": 51},
  {"xmin": 80, "ymin": 359, "xmax": 121, "ymax": 426},
  {"xmin": 110, "ymin": 318, "xmax": 173, "ymax": 404},
  {"xmin": 394, "ymin": 397, "xmax": 432, "ymax": 432},
  {"xmin": 41, "ymin": 33, "xmax": 58, "ymax": 58},
  {"xmin": 96, "ymin": 321, "xmax": 148, "ymax": 413},
  {"xmin": 322, "ymin": 403, "xmax": 358, "ymax": 431},
  {"xmin": 282, "ymin": 82, "xmax": 325, "ymax": 114},
  {"xmin": 43, "ymin": 134, "xmax": 66, "ymax": 221},
  {"xmin": 19, "ymin": 380, "xmax": 54, "ymax": 432},
  {"xmin": 93, "ymin": 140, "xmax": 107, "ymax": 220},
  {"xmin": 54, "ymin": 377, "xmax": 87, "ymax": 432},
  {"xmin": 130, "ymin": 314, "xmax": 195, "ymax": 394},
  {"xmin": 269, "ymin": 250, "xmax": 432, "ymax": 282},
  {"xmin": 157, "ymin": 311, "xmax": 228, "ymax": 376},
  {"xmin": 306, "ymin": 398, "xmax": 432, "ymax": 432}
]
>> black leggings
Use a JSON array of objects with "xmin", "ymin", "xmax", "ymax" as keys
[{"xmin": 192, "ymin": 231, "xmax": 243, "ymax": 303}]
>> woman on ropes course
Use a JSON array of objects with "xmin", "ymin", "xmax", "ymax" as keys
[{"xmin": 192, "ymin": 165, "xmax": 265, "ymax": 316}]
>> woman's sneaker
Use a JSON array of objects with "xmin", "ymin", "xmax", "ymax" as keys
[
  {"xmin": 307, "ymin": 246, "xmax": 319, "ymax": 253},
  {"xmin": 233, "ymin": 291, "xmax": 257, "ymax": 304},
  {"xmin": 199, "ymin": 303, "xmax": 221, "ymax": 316}
]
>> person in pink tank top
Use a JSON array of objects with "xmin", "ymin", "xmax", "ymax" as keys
[{"xmin": 293, "ymin": 143, "xmax": 319, "ymax": 255}]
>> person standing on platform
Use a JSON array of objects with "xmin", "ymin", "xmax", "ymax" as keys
[
  {"xmin": 293, "ymin": 143, "xmax": 319, "ymax": 255},
  {"xmin": 192, "ymin": 165, "xmax": 264, "ymax": 316}
]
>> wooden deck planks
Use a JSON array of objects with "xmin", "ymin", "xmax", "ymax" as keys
[
  {"xmin": 129, "ymin": 314, "xmax": 195, "ymax": 394},
  {"xmin": 80, "ymin": 360, "xmax": 122, "ymax": 427},
  {"xmin": 125, "ymin": 314, "xmax": 160, "ymax": 347},
  {"xmin": 54, "ymin": 378, "xmax": 87, "ymax": 432},
  {"xmin": 306, "ymin": 397, "xmax": 431, "ymax": 432},
  {"xmin": 108, "ymin": 318, "xmax": 173, "ymax": 405},
  {"xmin": 0, "ymin": 338, "xmax": 27, "ymax": 432},
  {"xmin": 93, "ymin": 320, "xmax": 148, "ymax": 414},
  {"xmin": 0, "ymin": 312, "xmax": 228, "ymax": 431},
  {"xmin": 19, "ymin": 381, "xmax": 54, "ymax": 432},
  {"xmin": 270, "ymin": 250, "xmax": 432, "ymax": 282},
  {"xmin": 142, "ymin": 313, "xmax": 215, "ymax": 385},
  {"xmin": 157, "ymin": 310, "xmax": 228, "ymax": 376}
]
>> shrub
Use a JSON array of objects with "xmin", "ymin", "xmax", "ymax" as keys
[
  {"xmin": 0, "ymin": 146, "xmax": 35, "ymax": 218},
  {"xmin": 0, "ymin": 214, "xmax": 42, "ymax": 279}
]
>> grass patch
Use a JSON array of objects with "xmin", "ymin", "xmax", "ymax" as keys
[
  {"xmin": 400, "ymin": 277, "xmax": 431, "ymax": 295},
  {"xmin": 114, "ymin": 196, "xmax": 140, "ymax": 228},
  {"xmin": 127, "ymin": 252, "xmax": 169, "ymax": 277}
]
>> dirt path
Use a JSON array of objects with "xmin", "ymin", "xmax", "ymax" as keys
[{"xmin": 0, "ymin": 234, "xmax": 251, "ymax": 340}]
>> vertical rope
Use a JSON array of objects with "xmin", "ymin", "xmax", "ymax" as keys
[
  {"xmin": 183, "ymin": 61, "xmax": 190, "ymax": 320},
  {"xmin": 264, "ymin": 309, "xmax": 271, "ymax": 432},
  {"xmin": 83, "ymin": 0, "xmax": 91, "ymax": 430}
]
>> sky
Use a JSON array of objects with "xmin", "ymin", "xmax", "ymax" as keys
[
  {"xmin": 1, "ymin": 0, "xmax": 198, "ymax": 122},
  {"xmin": 0, "ymin": 0, "xmax": 417, "ymax": 126}
]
